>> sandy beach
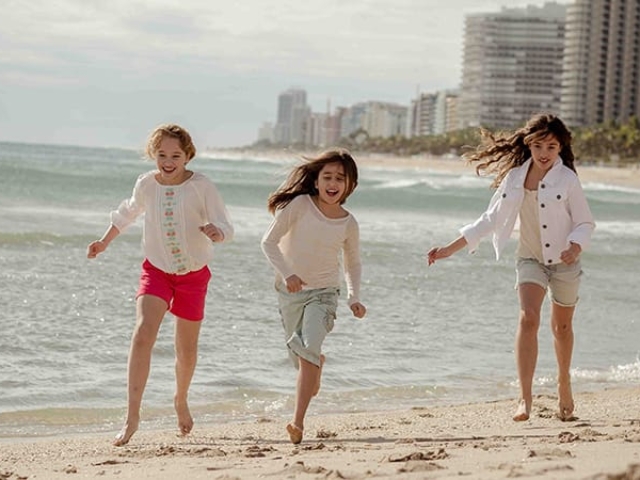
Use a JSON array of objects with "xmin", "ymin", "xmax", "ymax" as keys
[
  {"xmin": 2, "ymin": 387, "xmax": 640, "ymax": 479},
  {"xmin": 355, "ymin": 153, "xmax": 640, "ymax": 190}
]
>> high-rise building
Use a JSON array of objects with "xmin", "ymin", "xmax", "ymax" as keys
[
  {"xmin": 409, "ymin": 90, "xmax": 459, "ymax": 137},
  {"xmin": 362, "ymin": 101, "xmax": 408, "ymax": 138},
  {"xmin": 257, "ymin": 122, "xmax": 274, "ymax": 144},
  {"xmin": 459, "ymin": 3, "xmax": 567, "ymax": 130},
  {"xmin": 274, "ymin": 88, "xmax": 308, "ymax": 145},
  {"xmin": 444, "ymin": 93, "xmax": 460, "ymax": 134},
  {"xmin": 305, "ymin": 112, "xmax": 328, "ymax": 147},
  {"xmin": 340, "ymin": 103, "xmax": 368, "ymax": 139},
  {"xmin": 340, "ymin": 102, "xmax": 407, "ymax": 139},
  {"xmin": 561, "ymin": 0, "xmax": 640, "ymax": 127},
  {"xmin": 325, "ymin": 107, "xmax": 346, "ymax": 146},
  {"xmin": 409, "ymin": 93, "xmax": 438, "ymax": 137}
]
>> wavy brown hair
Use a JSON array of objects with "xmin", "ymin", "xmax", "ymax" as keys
[
  {"xmin": 465, "ymin": 113, "xmax": 576, "ymax": 188},
  {"xmin": 145, "ymin": 124, "xmax": 197, "ymax": 160},
  {"xmin": 267, "ymin": 148, "xmax": 359, "ymax": 214}
]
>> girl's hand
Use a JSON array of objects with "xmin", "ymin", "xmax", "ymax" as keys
[
  {"xmin": 427, "ymin": 246, "xmax": 451, "ymax": 265},
  {"xmin": 560, "ymin": 242, "xmax": 581, "ymax": 265},
  {"xmin": 426, "ymin": 236, "xmax": 467, "ymax": 266},
  {"xmin": 285, "ymin": 274, "xmax": 307, "ymax": 293},
  {"xmin": 200, "ymin": 223, "xmax": 224, "ymax": 242},
  {"xmin": 87, "ymin": 240, "xmax": 107, "ymax": 259},
  {"xmin": 350, "ymin": 302, "xmax": 366, "ymax": 319}
]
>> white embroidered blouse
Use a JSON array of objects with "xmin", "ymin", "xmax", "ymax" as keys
[{"xmin": 110, "ymin": 171, "xmax": 234, "ymax": 274}]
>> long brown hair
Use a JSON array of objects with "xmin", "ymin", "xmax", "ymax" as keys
[
  {"xmin": 466, "ymin": 113, "xmax": 576, "ymax": 188},
  {"xmin": 267, "ymin": 149, "xmax": 359, "ymax": 214}
]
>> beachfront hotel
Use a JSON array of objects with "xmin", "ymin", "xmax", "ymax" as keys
[
  {"xmin": 561, "ymin": 0, "xmax": 640, "ymax": 127},
  {"xmin": 458, "ymin": 2, "xmax": 567, "ymax": 130}
]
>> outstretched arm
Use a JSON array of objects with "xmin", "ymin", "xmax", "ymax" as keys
[
  {"xmin": 427, "ymin": 235, "xmax": 468, "ymax": 266},
  {"xmin": 87, "ymin": 224, "xmax": 120, "ymax": 259}
]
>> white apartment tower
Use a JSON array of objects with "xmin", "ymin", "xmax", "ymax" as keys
[
  {"xmin": 409, "ymin": 93, "xmax": 437, "ymax": 137},
  {"xmin": 410, "ymin": 90, "xmax": 459, "ymax": 137},
  {"xmin": 362, "ymin": 102, "xmax": 408, "ymax": 138},
  {"xmin": 459, "ymin": 3, "xmax": 567, "ymax": 130},
  {"xmin": 340, "ymin": 102, "xmax": 408, "ymax": 139},
  {"xmin": 445, "ymin": 93, "xmax": 460, "ymax": 133},
  {"xmin": 561, "ymin": 0, "xmax": 640, "ymax": 127}
]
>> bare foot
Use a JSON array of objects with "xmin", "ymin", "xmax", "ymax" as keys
[
  {"xmin": 312, "ymin": 354, "xmax": 326, "ymax": 397},
  {"xmin": 512, "ymin": 399, "xmax": 531, "ymax": 422},
  {"xmin": 174, "ymin": 397, "xmax": 193, "ymax": 436},
  {"xmin": 113, "ymin": 419, "xmax": 139, "ymax": 446},
  {"xmin": 286, "ymin": 422, "xmax": 303, "ymax": 444},
  {"xmin": 557, "ymin": 380, "xmax": 575, "ymax": 421}
]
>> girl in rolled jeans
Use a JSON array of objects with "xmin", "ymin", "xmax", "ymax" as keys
[
  {"xmin": 261, "ymin": 148, "xmax": 366, "ymax": 444},
  {"xmin": 427, "ymin": 113, "xmax": 595, "ymax": 422}
]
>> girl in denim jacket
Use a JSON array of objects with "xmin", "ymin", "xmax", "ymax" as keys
[{"xmin": 428, "ymin": 114, "xmax": 595, "ymax": 422}]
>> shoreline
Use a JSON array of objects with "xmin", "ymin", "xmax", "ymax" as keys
[
  {"xmin": 2, "ymin": 386, "xmax": 640, "ymax": 479},
  {"xmin": 210, "ymin": 149, "xmax": 640, "ymax": 190}
]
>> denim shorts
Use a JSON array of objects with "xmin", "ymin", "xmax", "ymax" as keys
[
  {"xmin": 515, "ymin": 257, "xmax": 582, "ymax": 307},
  {"xmin": 276, "ymin": 283, "xmax": 338, "ymax": 368}
]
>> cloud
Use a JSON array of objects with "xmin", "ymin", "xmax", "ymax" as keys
[
  {"xmin": 0, "ymin": 0, "xmax": 571, "ymax": 147},
  {"xmin": 2, "ymin": 0, "xmax": 463, "ymax": 83}
]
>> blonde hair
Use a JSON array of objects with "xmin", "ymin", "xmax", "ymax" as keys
[
  {"xmin": 145, "ymin": 124, "xmax": 196, "ymax": 160},
  {"xmin": 267, "ymin": 148, "xmax": 359, "ymax": 214},
  {"xmin": 466, "ymin": 113, "xmax": 576, "ymax": 188}
]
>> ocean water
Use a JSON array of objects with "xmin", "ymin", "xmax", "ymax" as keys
[{"xmin": 1, "ymin": 141, "xmax": 639, "ymax": 439}]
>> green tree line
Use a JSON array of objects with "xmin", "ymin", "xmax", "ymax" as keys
[
  {"xmin": 251, "ymin": 117, "xmax": 640, "ymax": 167},
  {"xmin": 335, "ymin": 118, "xmax": 640, "ymax": 166}
]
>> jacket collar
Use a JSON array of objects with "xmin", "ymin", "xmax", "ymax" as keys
[
  {"xmin": 540, "ymin": 157, "xmax": 565, "ymax": 187},
  {"xmin": 514, "ymin": 157, "xmax": 564, "ymax": 186}
]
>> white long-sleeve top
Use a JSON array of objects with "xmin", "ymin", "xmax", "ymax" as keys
[
  {"xmin": 110, "ymin": 171, "xmax": 234, "ymax": 274},
  {"xmin": 261, "ymin": 194, "xmax": 362, "ymax": 305},
  {"xmin": 460, "ymin": 157, "xmax": 595, "ymax": 265}
]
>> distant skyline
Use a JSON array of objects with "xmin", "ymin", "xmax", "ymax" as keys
[{"xmin": 0, "ymin": 0, "xmax": 571, "ymax": 150}]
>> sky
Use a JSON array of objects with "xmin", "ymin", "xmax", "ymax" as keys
[{"xmin": 0, "ymin": 0, "xmax": 571, "ymax": 149}]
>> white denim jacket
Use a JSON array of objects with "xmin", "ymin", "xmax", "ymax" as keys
[{"xmin": 460, "ymin": 158, "xmax": 595, "ymax": 265}]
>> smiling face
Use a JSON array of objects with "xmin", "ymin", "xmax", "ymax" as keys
[
  {"xmin": 153, "ymin": 136, "xmax": 190, "ymax": 185},
  {"xmin": 314, "ymin": 162, "xmax": 347, "ymax": 206},
  {"xmin": 528, "ymin": 133, "xmax": 562, "ymax": 174}
]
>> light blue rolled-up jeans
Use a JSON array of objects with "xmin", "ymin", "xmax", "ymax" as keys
[{"xmin": 276, "ymin": 283, "xmax": 338, "ymax": 368}]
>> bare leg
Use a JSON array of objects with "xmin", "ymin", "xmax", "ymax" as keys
[
  {"xmin": 551, "ymin": 302, "xmax": 575, "ymax": 420},
  {"xmin": 114, "ymin": 295, "xmax": 167, "ymax": 446},
  {"xmin": 312, "ymin": 354, "xmax": 325, "ymax": 397},
  {"xmin": 513, "ymin": 283, "xmax": 545, "ymax": 421},
  {"xmin": 288, "ymin": 357, "xmax": 321, "ymax": 444},
  {"xmin": 174, "ymin": 317, "xmax": 202, "ymax": 436}
]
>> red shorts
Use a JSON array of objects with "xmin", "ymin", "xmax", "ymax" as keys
[{"xmin": 137, "ymin": 259, "xmax": 212, "ymax": 321}]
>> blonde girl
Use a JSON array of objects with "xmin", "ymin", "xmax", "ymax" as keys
[{"xmin": 87, "ymin": 124, "xmax": 233, "ymax": 445}]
